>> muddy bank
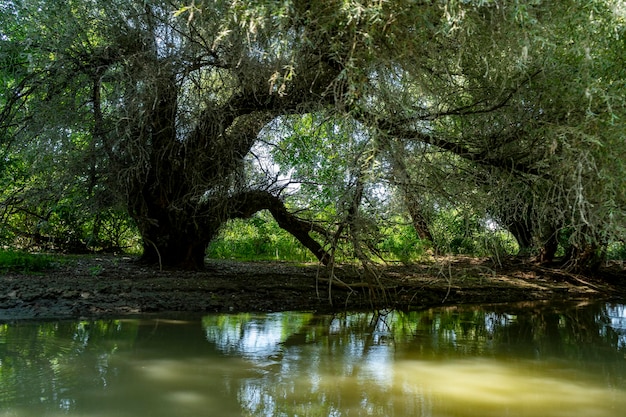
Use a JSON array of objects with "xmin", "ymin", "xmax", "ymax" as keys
[{"xmin": 0, "ymin": 255, "xmax": 624, "ymax": 320}]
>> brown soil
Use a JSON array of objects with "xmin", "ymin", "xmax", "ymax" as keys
[{"xmin": 1, "ymin": 255, "xmax": 625, "ymax": 320}]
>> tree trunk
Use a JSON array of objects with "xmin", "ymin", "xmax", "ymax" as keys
[
  {"xmin": 507, "ymin": 219, "xmax": 533, "ymax": 257},
  {"xmin": 379, "ymin": 135, "xmax": 434, "ymax": 242},
  {"xmin": 538, "ymin": 229, "xmax": 558, "ymax": 265},
  {"xmin": 139, "ymin": 224, "xmax": 213, "ymax": 270},
  {"xmin": 132, "ymin": 195, "xmax": 219, "ymax": 270},
  {"xmin": 405, "ymin": 195, "xmax": 434, "ymax": 241},
  {"xmin": 132, "ymin": 190, "xmax": 330, "ymax": 270},
  {"xmin": 562, "ymin": 241, "xmax": 605, "ymax": 274}
]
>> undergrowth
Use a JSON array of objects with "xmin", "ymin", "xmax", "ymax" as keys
[{"xmin": 0, "ymin": 249, "xmax": 65, "ymax": 273}]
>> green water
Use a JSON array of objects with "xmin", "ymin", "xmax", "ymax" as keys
[{"xmin": 1, "ymin": 301, "xmax": 626, "ymax": 416}]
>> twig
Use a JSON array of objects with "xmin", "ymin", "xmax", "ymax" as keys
[
  {"xmin": 144, "ymin": 238, "xmax": 162, "ymax": 271},
  {"xmin": 441, "ymin": 261, "xmax": 453, "ymax": 303}
]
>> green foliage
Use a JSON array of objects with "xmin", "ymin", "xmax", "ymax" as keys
[
  {"xmin": 376, "ymin": 221, "xmax": 431, "ymax": 264},
  {"xmin": 207, "ymin": 212, "xmax": 318, "ymax": 263},
  {"xmin": 264, "ymin": 114, "xmax": 369, "ymax": 211},
  {"xmin": 430, "ymin": 209, "xmax": 518, "ymax": 257},
  {"xmin": 209, "ymin": 211, "xmax": 525, "ymax": 264},
  {"xmin": 606, "ymin": 242, "xmax": 626, "ymax": 261},
  {"xmin": 2, "ymin": 0, "xmax": 625, "ymax": 271},
  {"xmin": 0, "ymin": 249, "xmax": 64, "ymax": 273},
  {"xmin": 209, "ymin": 213, "xmax": 435, "ymax": 264},
  {"xmin": 0, "ymin": 192, "xmax": 140, "ymax": 253}
]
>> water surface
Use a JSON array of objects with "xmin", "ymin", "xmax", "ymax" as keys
[{"xmin": 1, "ymin": 301, "xmax": 626, "ymax": 416}]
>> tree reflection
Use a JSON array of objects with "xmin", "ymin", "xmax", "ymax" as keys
[
  {"xmin": 0, "ymin": 320, "xmax": 138, "ymax": 413},
  {"xmin": 200, "ymin": 303, "xmax": 626, "ymax": 417},
  {"xmin": 1, "ymin": 303, "xmax": 626, "ymax": 417}
]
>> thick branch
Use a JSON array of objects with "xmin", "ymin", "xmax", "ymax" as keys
[
  {"xmin": 226, "ymin": 190, "xmax": 331, "ymax": 265},
  {"xmin": 421, "ymin": 131, "xmax": 541, "ymax": 176},
  {"xmin": 377, "ymin": 135, "xmax": 434, "ymax": 240},
  {"xmin": 376, "ymin": 123, "xmax": 543, "ymax": 177},
  {"xmin": 354, "ymin": 69, "xmax": 545, "ymax": 177},
  {"xmin": 419, "ymin": 69, "xmax": 543, "ymax": 121}
]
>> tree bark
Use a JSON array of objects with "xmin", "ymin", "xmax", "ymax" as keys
[
  {"xmin": 537, "ymin": 228, "xmax": 558, "ymax": 265},
  {"xmin": 228, "ymin": 190, "xmax": 331, "ymax": 266},
  {"xmin": 561, "ymin": 229, "xmax": 606, "ymax": 273},
  {"xmin": 507, "ymin": 218, "xmax": 534, "ymax": 257},
  {"xmin": 378, "ymin": 135, "xmax": 434, "ymax": 242},
  {"xmin": 405, "ymin": 197, "xmax": 434, "ymax": 241},
  {"xmin": 562, "ymin": 243, "xmax": 604, "ymax": 273},
  {"xmin": 134, "ymin": 189, "xmax": 330, "ymax": 270}
]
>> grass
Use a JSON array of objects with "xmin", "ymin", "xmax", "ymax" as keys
[{"xmin": 0, "ymin": 249, "xmax": 66, "ymax": 273}]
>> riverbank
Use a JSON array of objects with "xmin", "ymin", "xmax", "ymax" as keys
[{"xmin": 1, "ymin": 255, "xmax": 624, "ymax": 320}]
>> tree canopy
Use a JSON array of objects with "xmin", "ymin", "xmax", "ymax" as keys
[{"xmin": 1, "ymin": 0, "xmax": 625, "ymax": 273}]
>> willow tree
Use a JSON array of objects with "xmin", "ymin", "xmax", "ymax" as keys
[
  {"xmin": 4, "ymin": 0, "xmax": 625, "ymax": 272},
  {"xmin": 96, "ymin": 1, "xmax": 348, "ymax": 268},
  {"xmin": 345, "ymin": 0, "xmax": 626, "ymax": 271},
  {"xmin": 2, "ymin": 0, "xmax": 400, "ymax": 268}
]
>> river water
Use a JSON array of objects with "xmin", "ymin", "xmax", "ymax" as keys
[{"xmin": 1, "ymin": 301, "xmax": 626, "ymax": 417}]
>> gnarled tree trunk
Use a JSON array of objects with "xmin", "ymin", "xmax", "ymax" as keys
[
  {"xmin": 561, "ymin": 228, "xmax": 606, "ymax": 273},
  {"xmin": 378, "ymin": 135, "xmax": 434, "ymax": 242},
  {"xmin": 507, "ymin": 218, "xmax": 534, "ymax": 257},
  {"xmin": 133, "ymin": 190, "xmax": 330, "ymax": 270},
  {"xmin": 104, "ymin": 8, "xmax": 342, "ymax": 270},
  {"xmin": 537, "ymin": 228, "xmax": 559, "ymax": 265}
]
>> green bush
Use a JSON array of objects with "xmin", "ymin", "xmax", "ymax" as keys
[
  {"xmin": 0, "ymin": 250, "xmax": 64, "ymax": 273},
  {"xmin": 207, "ymin": 213, "xmax": 318, "ymax": 262},
  {"xmin": 429, "ymin": 209, "xmax": 518, "ymax": 257},
  {"xmin": 208, "ymin": 214, "xmax": 434, "ymax": 264},
  {"xmin": 206, "ymin": 210, "xmax": 522, "ymax": 264},
  {"xmin": 606, "ymin": 242, "xmax": 626, "ymax": 261},
  {"xmin": 377, "ymin": 222, "xmax": 430, "ymax": 264}
]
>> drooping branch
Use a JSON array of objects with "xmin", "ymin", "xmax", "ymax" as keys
[
  {"xmin": 225, "ymin": 190, "xmax": 331, "ymax": 265},
  {"xmin": 352, "ymin": 68, "xmax": 546, "ymax": 177},
  {"xmin": 418, "ymin": 69, "xmax": 543, "ymax": 121},
  {"xmin": 374, "ymin": 121, "xmax": 543, "ymax": 177},
  {"xmin": 377, "ymin": 134, "xmax": 434, "ymax": 241}
]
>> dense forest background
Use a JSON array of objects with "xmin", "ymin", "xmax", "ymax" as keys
[{"xmin": 1, "ymin": 0, "xmax": 626, "ymax": 276}]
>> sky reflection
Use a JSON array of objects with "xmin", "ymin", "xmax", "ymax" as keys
[
  {"xmin": 1, "ymin": 302, "xmax": 626, "ymax": 417},
  {"xmin": 200, "ymin": 305, "xmax": 626, "ymax": 417},
  {"xmin": 606, "ymin": 304, "xmax": 626, "ymax": 348}
]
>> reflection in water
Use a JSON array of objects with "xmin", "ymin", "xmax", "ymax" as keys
[{"xmin": 1, "ymin": 302, "xmax": 626, "ymax": 416}]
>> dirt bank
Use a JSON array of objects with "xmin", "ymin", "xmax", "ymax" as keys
[{"xmin": 1, "ymin": 255, "xmax": 624, "ymax": 320}]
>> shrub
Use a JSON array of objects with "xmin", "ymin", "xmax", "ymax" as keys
[{"xmin": 0, "ymin": 249, "xmax": 63, "ymax": 273}]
